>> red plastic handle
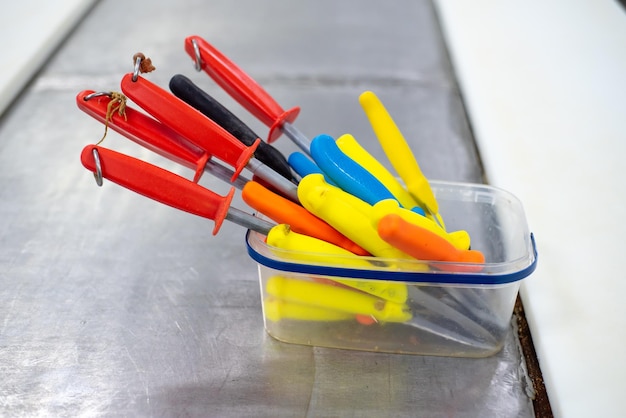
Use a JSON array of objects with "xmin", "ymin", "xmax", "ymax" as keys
[
  {"xmin": 76, "ymin": 90, "xmax": 210, "ymax": 182},
  {"xmin": 184, "ymin": 35, "xmax": 300, "ymax": 143},
  {"xmin": 120, "ymin": 73, "xmax": 259, "ymax": 181},
  {"xmin": 80, "ymin": 145, "xmax": 234, "ymax": 235}
]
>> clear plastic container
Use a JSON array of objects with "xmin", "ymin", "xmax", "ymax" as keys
[{"xmin": 246, "ymin": 180, "xmax": 537, "ymax": 358}]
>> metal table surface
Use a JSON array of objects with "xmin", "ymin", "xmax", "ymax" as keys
[{"xmin": 0, "ymin": 1, "xmax": 535, "ymax": 416}]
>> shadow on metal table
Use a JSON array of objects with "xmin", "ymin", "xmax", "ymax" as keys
[{"xmin": 0, "ymin": 0, "xmax": 534, "ymax": 416}]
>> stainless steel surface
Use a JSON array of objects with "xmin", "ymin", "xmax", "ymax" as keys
[{"xmin": 0, "ymin": 0, "xmax": 534, "ymax": 416}]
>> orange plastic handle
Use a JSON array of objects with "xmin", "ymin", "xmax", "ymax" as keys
[
  {"xmin": 81, "ymin": 145, "xmax": 234, "ymax": 235},
  {"xmin": 120, "ymin": 73, "xmax": 259, "ymax": 181},
  {"xmin": 242, "ymin": 181, "xmax": 370, "ymax": 256},
  {"xmin": 377, "ymin": 214, "xmax": 484, "ymax": 271},
  {"xmin": 184, "ymin": 35, "xmax": 300, "ymax": 143}
]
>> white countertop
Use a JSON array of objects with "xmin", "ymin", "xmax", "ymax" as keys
[
  {"xmin": 0, "ymin": 0, "xmax": 97, "ymax": 116},
  {"xmin": 434, "ymin": 1, "xmax": 626, "ymax": 416}
]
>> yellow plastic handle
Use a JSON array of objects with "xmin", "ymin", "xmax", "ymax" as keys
[
  {"xmin": 297, "ymin": 174, "xmax": 419, "ymax": 262},
  {"xmin": 266, "ymin": 224, "xmax": 408, "ymax": 303},
  {"xmin": 242, "ymin": 180, "xmax": 369, "ymax": 256},
  {"xmin": 263, "ymin": 297, "xmax": 353, "ymax": 322},
  {"xmin": 335, "ymin": 133, "xmax": 419, "ymax": 209},
  {"xmin": 371, "ymin": 199, "xmax": 470, "ymax": 250},
  {"xmin": 266, "ymin": 276, "xmax": 411, "ymax": 323},
  {"xmin": 298, "ymin": 173, "xmax": 371, "ymax": 216},
  {"xmin": 358, "ymin": 91, "xmax": 440, "ymax": 217},
  {"xmin": 267, "ymin": 224, "xmax": 369, "ymax": 266}
]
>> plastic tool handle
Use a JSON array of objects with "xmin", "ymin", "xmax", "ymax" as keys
[
  {"xmin": 359, "ymin": 91, "xmax": 439, "ymax": 215},
  {"xmin": 335, "ymin": 133, "xmax": 419, "ymax": 210},
  {"xmin": 266, "ymin": 224, "xmax": 372, "ymax": 266},
  {"xmin": 309, "ymin": 134, "xmax": 399, "ymax": 207},
  {"xmin": 297, "ymin": 173, "xmax": 373, "ymax": 217},
  {"xmin": 77, "ymin": 90, "xmax": 207, "ymax": 176},
  {"xmin": 287, "ymin": 152, "xmax": 335, "ymax": 185},
  {"xmin": 184, "ymin": 35, "xmax": 300, "ymax": 143},
  {"xmin": 263, "ymin": 297, "xmax": 354, "ymax": 322},
  {"xmin": 371, "ymin": 199, "xmax": 470, "ymax": 250},
  {"xmin": 242, "ymin": 181, "xmax": 369, "ymax": 256},
  {"xmin": 80, "ymin": 145, "xmax": 233, "ymax": 235},
  {"xmin": 297, "ymin": 174, "xmax": 424, "ymax": 264},
  {"xmin": 169, "ymin": 74, "xmax": 293, "ymax": 180},
  {"xmin": 76, "ymin": 90, "xmax": 252, "ymax": 188},
  {"xmin": 120, "ymin": 73, "xmax": 259, "ymax": 182},
  {"xmin": 377, "ymin": 214, "xmax": 485, "ymax": 272},
  {"xmin": 266, "ymin": 224, "xmax": 407, "ymax": 304},
  {"xmin": 266, "ymin": 276, "xmax": 411, "ymax": 323}
]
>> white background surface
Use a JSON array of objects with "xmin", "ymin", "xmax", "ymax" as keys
[
  {"xmin": 435, "ymin": 1, "xmax": 626, "ymax": 416},
  {"xmin": 0, "ymin": 0, "xmax": 97, "ymax": 116}
]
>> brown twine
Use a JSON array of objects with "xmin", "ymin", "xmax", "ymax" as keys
[
  {"xmin": 94, "ymin": 52, "xmax": 153, "ymax": 145},
  {"xmin": 133, "ymin": 52, "xmax": 156, "ymax": 74},
  {"xmin": 95, "ymin": 92, "xmax": 127, "ymax": 145}
]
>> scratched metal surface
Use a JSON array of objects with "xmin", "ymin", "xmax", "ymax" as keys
[{"xmin": 0, "ymin": 0, "xmax": 534, "ymax": 416}]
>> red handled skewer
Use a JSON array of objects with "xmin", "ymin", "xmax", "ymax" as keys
[
  {"xmin": 77, "ymin": 90, "xmax": 249, "ymax": 189},
  {"xmin": 169, "ymin": 74, "xmax": 294, "ymax": 181},
  {"xmin": 184, "ymin": 35, "xmax": 312, "ymax": 155},
  {"xmin": 77, "ymin": 92, "xmax": 367, "ymax": 254},
  {"xmin": 80, "ymin": 144, "xmax": 274, "ymax": 236},
  {"xmin": 120, "ymin": 73, "xmax": 299, "ymax": 202}
]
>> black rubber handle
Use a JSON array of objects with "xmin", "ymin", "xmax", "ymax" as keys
[{"xmin": 169, "ymin": 74, "xmax": 293, "ymax": 180}]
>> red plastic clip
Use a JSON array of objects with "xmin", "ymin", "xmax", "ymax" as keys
[
  {"xmin": 120, "ymin": 73, "xmax": 260, "ymax": 182},
  {"xmin": 184, "ymin": 35, "xmax": 300, "ymax": 143}
]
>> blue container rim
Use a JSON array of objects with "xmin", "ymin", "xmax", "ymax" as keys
[{"xmin": 245, "ymin": 231, "xmax": 537, "ymax": 286}]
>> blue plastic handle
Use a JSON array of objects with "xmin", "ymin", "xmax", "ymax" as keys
[
  {"xmin": 410, "ymin": 206, "xmax": 426, "ymax": 216},
  {"xmin": 310, "ymin": 134, "xmax": 400, "ymax": 207},
  {"xmin": 288, "ymin": 152, "xmax": 336, "ymax": 185}
]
